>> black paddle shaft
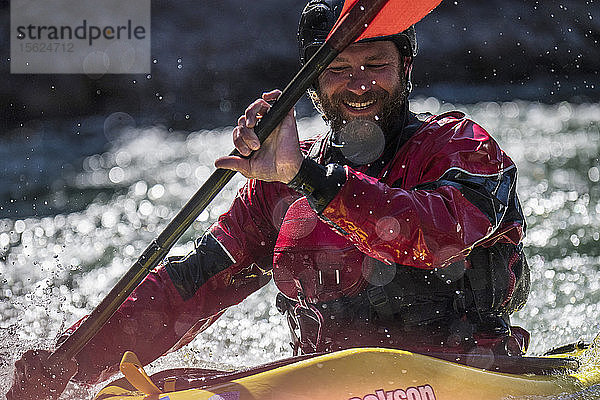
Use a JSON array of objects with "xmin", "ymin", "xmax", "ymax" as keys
[{"xmin": 48, "ymin": 0, "xmax": 390, "ymax": 365}]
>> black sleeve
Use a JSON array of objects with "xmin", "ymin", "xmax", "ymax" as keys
[
  {"xmin": 287, "ymin": 158, "xmax": 347, "ymax": 213},
  {"xmin": 165, "ymin": 231, "xmax": 235, "ymax": 300},
  {"xmin": 413, "ymin": 165, "xmax": 524, "ymax": 231}
]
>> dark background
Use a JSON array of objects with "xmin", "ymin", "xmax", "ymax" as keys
[
  {"xmin": 0, "ymin": 0, "xmax": 598, "ymax": 218},
  {"xmin": 1, "ymin": 0, "xmax": 598, "ymax": 133}
]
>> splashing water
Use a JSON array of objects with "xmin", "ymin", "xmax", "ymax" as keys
[
  {"xmin": 1, "ymin": 99, "xmax": 599, "ymax": 398},
  {"xmin": 577, "ymin": 334, "xmax": 600, "ymax": 380}
]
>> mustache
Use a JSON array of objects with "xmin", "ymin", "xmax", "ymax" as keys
[{"xmin": 330, "ymin": 89, "xmax": 389, "ymax": 105}]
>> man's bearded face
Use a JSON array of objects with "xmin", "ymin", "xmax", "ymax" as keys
[{"xmin": 314, "ymin": 41, "xmax": 408, "ymax": 134}]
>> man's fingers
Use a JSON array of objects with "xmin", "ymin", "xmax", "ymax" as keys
[
  {"xmin": 262, "ymin": 89, "xmax": 282, "ymax": 102},
  {"xmin": 21, "ymin": 350, "xmax": 44, "ymax": 373},
  {"xmin": 224, "ymin": 88, "xmax": 299, "ymax": 183},
  {"xmin": 237, "ymin": 115, "xmax": 260, "ymax": 151},
  {"xmin": 245, "ymin": 98, "xmax": 271, "ymax": 128},
  {"xmin": 232, "ymin": 126, "xmax": 250, "ymax": 156},
  {"xmin": 233, "ymin": 126, "xmax": 258, "ymax": 156},
  {"xmin": 21, "ymin": 349, "xmax": 42, "ymax": 360},
  {"xmin": 238, "ymin": 113, "xmax": 261, "ymax": 148},
  {"xmin": 14, "ymin": 357, "xmax": 25, "ymax": 371},
  {"xmin": 7, "ymin": 348, "xmax": 77, "ymax": 400},
  {"xmin": 235, "ymin": 90, "xmax": 282, "ymax": 155},
  {"xmin": 50, "ymin": 358, "xmax": 78, "ymax": 379},
  {"xmin": 214, "ymin": 156, "xmax": 251, "ymax": 176}
]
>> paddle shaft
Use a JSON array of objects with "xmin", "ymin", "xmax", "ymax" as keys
[{"xmin": 48, "ymin": 0, "xmax": 390, "ymax": 365}]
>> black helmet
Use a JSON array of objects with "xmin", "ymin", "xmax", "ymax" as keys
[{"xmin": 298, "ymin": 0, "xmax": 418, "ymax": 65}]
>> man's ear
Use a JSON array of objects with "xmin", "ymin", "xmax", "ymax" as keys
[{"xmin": 308, "ymin": 87, "xmax": 326, "ymax": 118}]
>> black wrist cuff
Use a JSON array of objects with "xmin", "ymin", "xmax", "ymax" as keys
[{"xmin": 287, "ymin": 158, "xmax": 347, "ymax": 213}]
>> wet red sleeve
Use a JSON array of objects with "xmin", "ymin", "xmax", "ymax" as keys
[{"xmin": 69, "ymin": 179, "xmax": 296, "ymax": 385}]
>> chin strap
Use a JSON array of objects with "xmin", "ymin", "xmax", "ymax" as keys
[{"xmin": 402, "ymin": 56, "xmax": 414, "ymax": 97}]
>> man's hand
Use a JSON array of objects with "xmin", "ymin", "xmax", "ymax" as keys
[
  {"xmin": 6, "ymin": 349, "xmax": 78, "ymax": 400},
  {"xmin": 215, "ymin": 89, "xmax": 303, "ymax": 184}
]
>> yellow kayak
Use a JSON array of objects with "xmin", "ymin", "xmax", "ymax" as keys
[{"xmin": 95, "ymin": 344, "xmax": 600, "ymax": 400}]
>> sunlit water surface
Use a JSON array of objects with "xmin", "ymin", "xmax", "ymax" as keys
[{"xmin": 1, "ymin": 98, "xmax": 599, "ymax": 399}]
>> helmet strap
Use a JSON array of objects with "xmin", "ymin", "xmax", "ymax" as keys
[{"xmin": 402, "ymin": 56, "xmax": 414, "ymax": 97}]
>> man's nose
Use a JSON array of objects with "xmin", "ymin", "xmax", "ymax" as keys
[{"xmin": 346, "ymin": 68, "xmax": 372, "ymax": 95}]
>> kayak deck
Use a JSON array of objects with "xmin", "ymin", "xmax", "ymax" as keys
[{"xmin": 95, "ymin": 347, "xmax": 600, "ymax": 400}]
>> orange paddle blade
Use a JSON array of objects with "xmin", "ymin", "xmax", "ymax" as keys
[{"xmin": 329, "ymin": 0, "xmax": 442, "ymax": 41}]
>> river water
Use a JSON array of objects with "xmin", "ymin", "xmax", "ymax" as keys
[{"xmin": 1, "ymin": 98, "xmax": 599, "ymax": 398}]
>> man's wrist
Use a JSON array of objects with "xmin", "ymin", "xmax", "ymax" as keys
[
  {"xmin": 282, "ymin": 154, "xmax": 304, "ymax": 184},
  {"xmin": 287, "ymin": 158, "xmax": 347, "ymax": 213}
]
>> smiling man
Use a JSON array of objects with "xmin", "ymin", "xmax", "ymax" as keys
[
  {"xmin": 314, "ymin": 41, "xmax": 409, "ymax": 132},
  {"xmin": 8, "ymin": 1, "xmax": 531, "ymax": 399},
  {"xmin": 213, "ymin": 0, "xmax": 530, "ymax": 356}
]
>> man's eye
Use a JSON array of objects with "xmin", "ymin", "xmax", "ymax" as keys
[
  {"xmin": 328, "ymin": 66, "xmax": 348, "ymax": 73},
  {"xmin": 366, "ymin": 63, "xmax": 388, "ymax": 69}
]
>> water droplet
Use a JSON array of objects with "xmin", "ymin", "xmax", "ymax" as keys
[
  {"xmin": 108, "ymin": 167, "xmax": 125, "ymax": 183},
  {"xmin": 588, "ymin": 167, "xmax": 599, "ymax": 182}
]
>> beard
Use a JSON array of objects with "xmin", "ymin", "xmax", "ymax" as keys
[{"xmin": 313, "ymin": 79, "xmax": 408, "ymax": 135}]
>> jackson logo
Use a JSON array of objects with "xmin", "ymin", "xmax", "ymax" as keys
[
  {"xmin": 208, "ymin": 392, "xmax": 240, "ymax": 400},
  {"xmin": 349, "ymin": 385, "xmax": 436, "ymax": 400}
]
